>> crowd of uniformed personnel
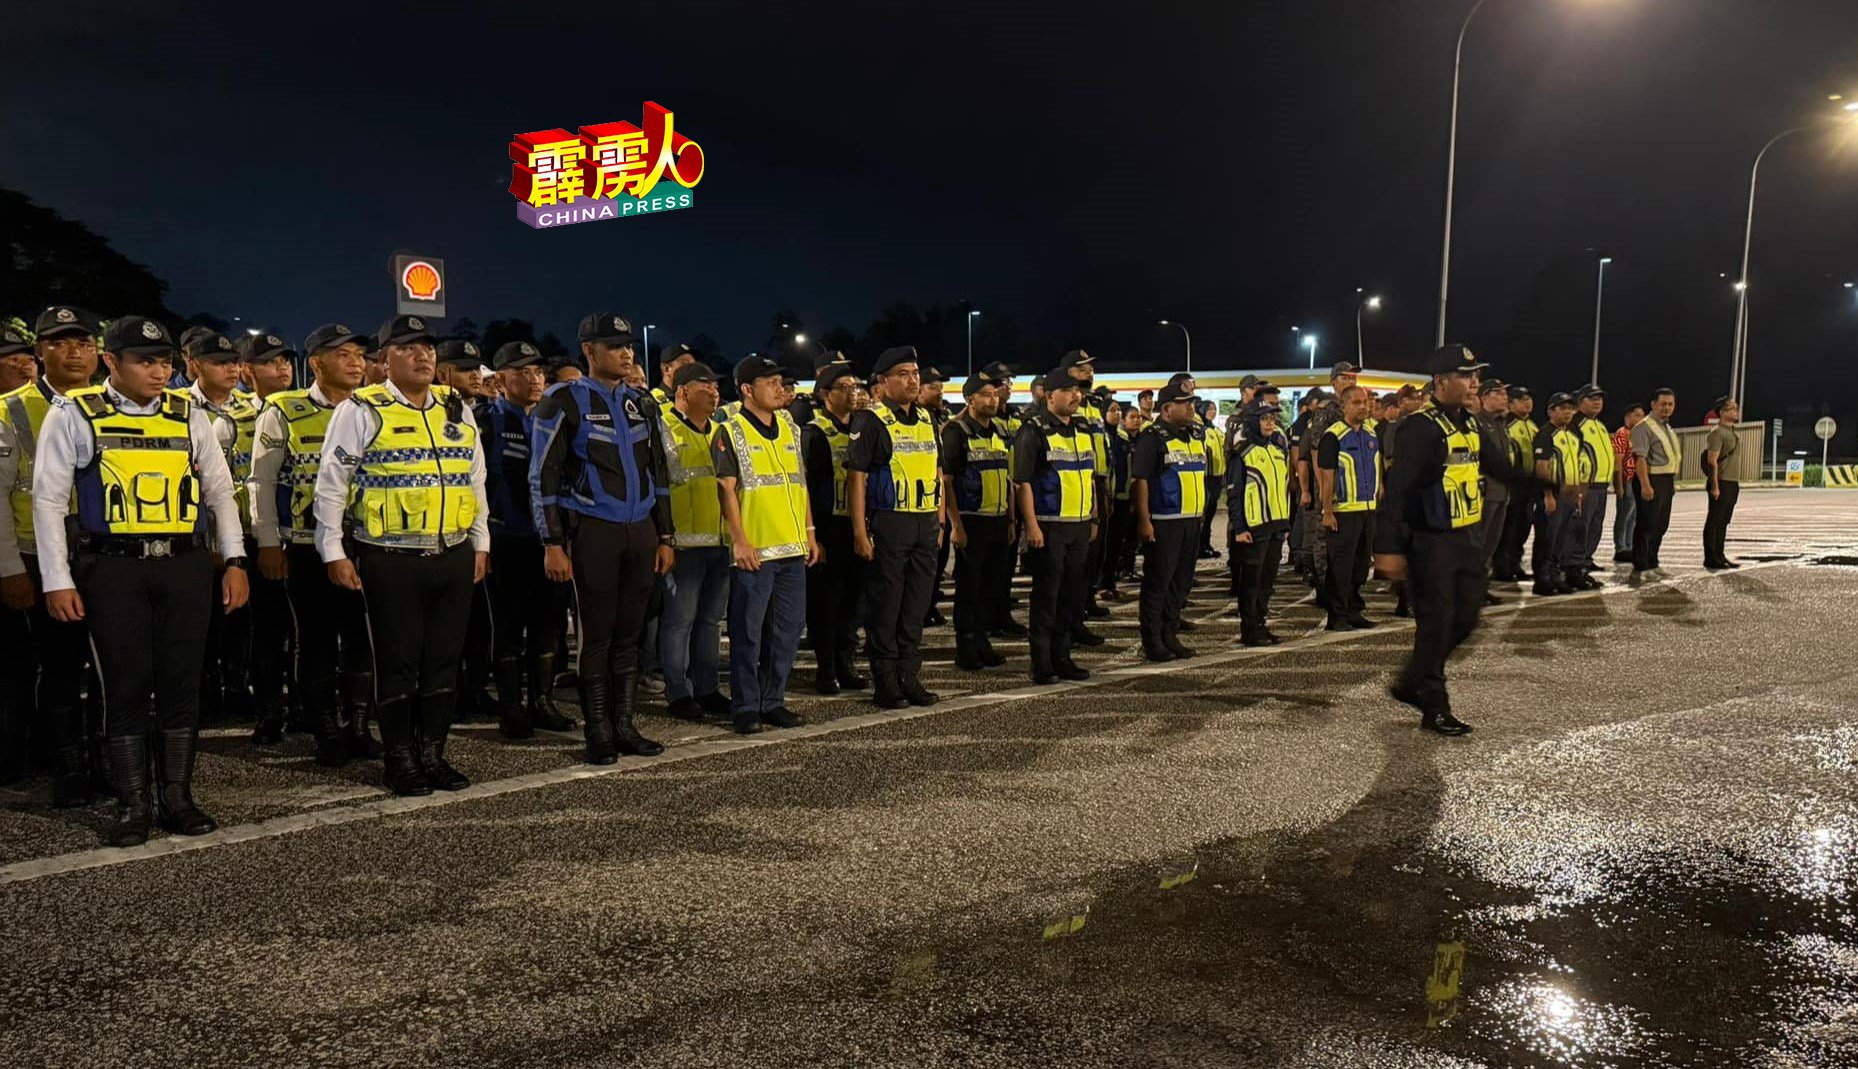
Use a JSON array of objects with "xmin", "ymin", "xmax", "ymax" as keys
[{"xmin": 0, "ymin": 304, "xmax": 1729, "ymax": 845}]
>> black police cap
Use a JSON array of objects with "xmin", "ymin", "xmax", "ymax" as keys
[
  {"xmin": 1547, "ymin": 392, "xmax": 1576, "ymax": 408},
  {"xmin": 238, "ymin": 333, "xmax": 292, "ymax": 363},
  {"xmin": 34, "ymin": 305, "xmax": 99, "ymax": 340},
  {"xmin": 187, "ymin": 331, "xmax": 239, "ymax": 362},
  {"xmin": 1478, "ymin": 378, "xmax": 1509, "ymax": 396},
  {"xmin": 659, "ymin": 342, "xmax": 698, "ymax": 365},
  {"xmin": 921, "ymin": 366, "xmax": 948, "ymax": 385},
  {"xmin": 1157, "ymin": 381, "xmax": 1195, "ymax": 407},
  {"xmin": 1059, "ymin": 349, "xmax": 1095, "ymax": 370},
  {"xmin": 0, "ymin": 328, "xmax": 32, "ymax": 356},
  {"xmin": 1427, "ymin": 344, "xmax": 1488, "ymax": 376},
  {"xmin": 1330, "ymin": 361, "xmax": 1360, "ymax": 380},
  {"xmin": 873, "ymin": 346, "xmax": 920, "ymax": 376},
  {"xmin": 735, "ymin": 354, "xmax": 784, "ymax": 385},
  {"xmin": 103, "ymin": 316, "xmax": 177, "ymax": 356},
  {"xmin": 437, "ymin": 339, "xmax": 485, "ymax": 368},
  {"xmin": 577, "ymin": 312, "xmax": 637, "ymax": 345},
  {"xmin": 1506, "ymin": 385, "xmax": 1532, "ymax": 402},
  {"xmin": 816, "ymin": 363, "xmax": 857, "ymax": 393},
  {"xmin": 1574, "ymin": 382, "xmax": 1606, "ymax": 400},
  {"xmin": 1039, "ymin": 367, "xmax": 1080, "ymax": 394},
  {"xmin": 377, "ymin": 315, "xmax": 436, "ymax": 348},
  {"xmin": 304, "ymin": 322, "xmax": 367, "ymax": 355},
  {"xmin": 492, "ymin": 341, "xmax": 543, "ymax": 370},
  {"xmin": 978, "ymin": 360, "xmax": 1015, "ymax": 380},
  {"xmin": 672, "ymin": 361, "xmax": 719, "ymax": 388}
]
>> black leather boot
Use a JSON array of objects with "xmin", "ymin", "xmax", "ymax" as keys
[
  {"xmin": 579, "ymin": 674, "xmax": 618, "ymax": 765},
  {"xmin": 494, "ymin": 657, "xmax": 532, "ymax": 740},
  {"xmin": 1140, "ymin": 629, "xmax": 1176, "ymax": 663},
  {"xmin": 814, "ymin": 649, "xmax": 841, "ymax": 695},
  {"xmin": 954, "ymin": 633, "xmax": 985, "ymax": 671},
  {"xmin": 51, "ymin": 743, "xmax": 94, "ymax": 809},
  {"xmin": 871, "ymin": 662, "xmax": 909, "ymax": 709},
  {"xmin": 343, "ymin": 671, "xmax": 382, "ymax": 759},
  {"xmin": 834, "ymin": 649, "xmax": 868, "ymax": 690},
  {"xmin": 611, "ymin": 671, "xmax": 665, "ymax": 757},
  {"xmin": 1162, "ymin": 629, "xmax": 1196, "ymax": 659},
  {"xmin": 1054, "ymin": 637, "xmax": 1090, "ymax": 682},
  {"xmin": 376, "ymin": 698, "xmax": 432, "ymax": 797},
  {"xmin": 899, "ymin": 665, "xmax": 939, "ymax": 707},
  {"xmin": 155, "ymin": 728, "xmax": 217, "ymax": 836},
  {"xmin": 312, "ymin": 689, "xmax": 349, "ymax": 768},
  {"xmin": 414, "ymin": 691, "xmax": 470, "ymax": 791},
  {"xmin": 977, "ymin": 633, "xmax": 1006, "ymax": 667},
  {"xmin": 103, "ymin": 734, "xmax": 152, "ymax": 847},
  {"xmin": 1030, "ymin": 641, "xmax": 1058, "ymax": 685},
  {"xmin": 527, "ymin": 651, "xmax": 576, "ymax": 732}
]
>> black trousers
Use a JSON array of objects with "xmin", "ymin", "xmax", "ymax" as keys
[
  {"xmin": 20, "ymin": 554, "xmax": 97, "ymax": 755},
  {"xmin": 1703, "ymin": 481, "xmax": 1740, "ymax": 565},
  {"xmin": 807, "ymin": 516, "xmax": 861, "ymax": 661},
  {"xmin": 75, "ymin": 549, "xmax": 215, "ymax": 737},
  {"xmin": 1028, "ymin": 520, "xmax": 1091, "ymax": 661},
  {"xmin": 284, "ymin": 543, "xmax": 372, "ymax": 712},
  {"xmin": 1496, "ymin": 493, "xmax": 1535, "ymax": 577},
  {"xmin": 1139, "ymin": 517, "xmax": 1200, "ymax": 637},
  {"xmin": 1396, "ymin": 527, "xmax": 1486, "ymax": 714},
  {"xmin": 1233, "ymin": 527, "xmax": 1286, "ymax": 632},
  {"xmin": 568, "ymin": 517, "xmax": 659, "ymax": 684},
  {"xmin": 245, "ymin": 538, "xmax": 289, "ymax": 710},
  {"xmin": 1098, "ymin": 498, "xmax": 1132, "ymax": 590},
  {"xmin": 0, "ymin": 602, "xmax": 30, "ymax": 771},
  {"xmin": 954, "ymin": 513, "xmax": 1011, "ymax": 637},
  {"xmin": 489, "ymin": 536, "xmax": 568, "ymax": 662},
  {"xmin": 1200, "ymin": 475, "xmax": 1223, "ymax": 554},
  {"xmin": 863, "ymin": 511, "xmax": 939, "ymax": 674},
  {"xmin": 460, "ymin": 576, "xmax": 494, "ymax": 700},
  {"xmin": 355, "ymin": 542, "xmax": 476, "ymax": 705},
  {"xmin": 1632, "ymin": 474, "xmax": 1676, "ymax": 570},
  {"xmin": 1324, "ymin": 511, "xmax": 1375, "ymax": 618},
  {"xmin": 1479, "ymin": 497, "xmax": 1508, "ymax": 574}
]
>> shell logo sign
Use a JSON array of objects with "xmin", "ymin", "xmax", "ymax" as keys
[
  {"xmin": 391, "ymin": 253, "xmax": 446, "ymax": 317},
  {"xmin": 400, "ymin": 260, "xmax": 442, "ymax": 301},
  {"xmin": 509, "ymin": 102, "xmax": 703, "ymax": 230}
]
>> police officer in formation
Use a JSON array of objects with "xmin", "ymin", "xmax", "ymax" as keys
[
  {"xmin": 1494, "ymin": 386, "xmax": 1538, "ymax": 582},
  {"xmin": 1014, "ymin": 368, "xmax": 1098, "ymax": 684},
  {"xmin": 1129, "ymin": 380, "xmax": 1205, "ymax": 661},
  {"xmin": 1532, "ymin": 391, "xmax": 1585, "ymax": 595},
  {"xmin": 656, "ymin": 360, "xmax": 733, "ymax": 722},
  {"xmin": 1471, "ymin": 378, "xmax": 1513, "ymax": 604},
  {"xmin": 1314, "ymin": 383, "xmax": 1381, "ymax": 630},
  {"xmin": 1228, "ymin": 397, "xmax": 1293, "ymax": 646},
  {"xmin": 847, "ymin": 345, "xmax": 942, "ymax": 709},
  {"xmin": 1570, "ymin": 384, "xmax": 1615, "ymax": 583},
  {"xmin": 940, "ymin": 367, "xmax": 1015, "ymax": 671},
  {"xmin": 800, "ymin": 356, "xmax": 868, "ymax": 694},
  {"xmin": 33, "ymin": 316, "xmax": 250, "ymax": 844},
  {"xmin": 314, "ymin": 315, "xmax": 488, "ymax": 795}
]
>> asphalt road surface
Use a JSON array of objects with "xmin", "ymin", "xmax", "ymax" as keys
[{"xmin": 4, "ymin": 489, "xmax": 1858, "ymax": 1068}]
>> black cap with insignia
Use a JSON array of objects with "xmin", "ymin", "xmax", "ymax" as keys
[
  {"xmin": 0, "ymin": 328, "xmax": 32, "ymax": 356},
  {"xmin": 577, "ymin": 312, "xmax": 638, "ymax": 346},
  {"xmin": 673, "ymin": 362, "xmax": 719, "ymax": 388},
  {"xmin": 237, "ymin": 333, "xmax": 292, "ymax": 362},
  {"xmin": 189, "ymin": 332, "xmax": 242, "ymax": 363},
  {"xmin": 376, "ymin": 314, "xmax": 437, "ymax": 348},
  {"xmin": 437, "ymin": 339, "xmax": 485, "ymax": 368},
  {"xmin": 978, "ymin": 361, "xmax": 1015, "ymax": 380},
  {"xmin": 1427, "ymin": 344, "xmax": 1489, "ymax": 376},
  {"xmin": 304, "ymin": 323, "xmax": 368, "ymax": 355},
  {"xmin": 34, "ymin": 305, "xmax": 99, "ymax": 340},
  {"xmin": 1058, "ymin": 349, "xmax": 1094, "ymax": 370},
  {"xmin": 873, "ymin": 346, "xmax": 920, "ymax": 376},
  {"xmin": 493, "ymin": 341, "xmax": 543, "ymax": 370},
  {"xmin": 102, "ymin": 316, "xmax": 178, "ymax": 357}
]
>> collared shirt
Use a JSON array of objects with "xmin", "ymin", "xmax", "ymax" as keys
[
  {"xmin": 250, "ymin": 382, "xmax": 336, "ymax": 549},
  {"xmin": 187, "ymin": 382, "xmax": 241, "ymax": 455},
  {"xmin": 1630, "ymin": 415, "xmax": 1681, "ymax": 475},
  {"xmin": 1613, "ymin": 424, "xmax": 1637, "ymax": 484},
  {"xmin": 31, "ymin": 379, "xmax": 245, "ymax": 593},
  {"xmin": 312, "ymin": 378, "xmax": 490, "ymax": 562}
]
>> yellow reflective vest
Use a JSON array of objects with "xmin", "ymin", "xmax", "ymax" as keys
[
  {"xmin": 198, "ymin": 388, "xmax": 261, "ymax": 527},
  {"xmin": 1026, "ymin": 413, "xmax": 1096, "ymax": 522},
  {"xmin": 1, "ymin": 381, "xmax": 59, "ymax": 553},
  {"xmin": 1576, "ymin": 416, "xmax": 1615, "ymax": 485},
  {"xmin": 346, "ymin": 383, "xmax": 479, "ymax": 548},
  {"xmin": 1420, "ymin": 403, "xmax": 1483, "ymax": 529},
  {"xmin": 722, "ymin": 408, "xmax": 808, "ymax": 562},
  {"xmin": 661, "ymin": 407, "xmax": 725, "ymax": 547},
  {"xmin": 869, "ymin": 402, "xmax": 940, "ymax": 514},
  {"xmin": 947, "ymin": 414, "xmax": 1011, "ymax": 517},
  {"xmin": 1236, "ymin": 439, "xmax": 1292, "ymax": 529},
  {"xmin": 1148, "ymin": 428, "xmax": 1208, "ymax": 521},
  {"xmin": 809, "ymin": 411, "xmax": 852, "ymax": 518},
  {"xmin": 267, "ymin": 389, "xmax": 338, "ymax": 546},
  {"xmin": 69, "ymin": 386, "xmax": 204, "ymax": 537}
]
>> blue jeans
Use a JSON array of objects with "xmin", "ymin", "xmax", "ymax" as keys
[
  {"xmin": 1579, "ymin": 485, "xmax": 1609, "ymax": 569},
  {"xmin": 658, "ymin": 546, "xmax": 731, "ymax": 702},
  {"xmin": 729, "ymin": 555, "xmax": 807, "ymax": 716},
  {"xmin": 1613, "ymin": 488, "xmax": 1637, "ymax": 555}
]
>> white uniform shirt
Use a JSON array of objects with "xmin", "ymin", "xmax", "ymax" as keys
[
  {"xmin": 30, "ymin": 380, "xmax": 245, "ymax": 593},
  {"xmin": 312, "ymin": 379, "xmax": 490, "ymax": 563},
  {"xmin": 249, "ymin": 382, "xmax": 335, "ymax": 549}
]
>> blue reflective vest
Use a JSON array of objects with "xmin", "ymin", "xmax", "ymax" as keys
[
  {"xmin": 529, "ymin": 378, "xmax": 658, "ymax": 529},
  {"xmin": 479, "ymin": 397, "xmax": 537, "ymax": 537}
]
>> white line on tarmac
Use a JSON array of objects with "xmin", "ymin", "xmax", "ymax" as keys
[{"xmin": 0, "ymin": 557, "xmax": 1799, "ymax": 887}]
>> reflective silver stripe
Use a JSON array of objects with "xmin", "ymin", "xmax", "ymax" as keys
[
  {"xmin": 1034, "ymin": 514, "xmax": 1090, "ymax": 523},
  {"xmin": 738, "ymin": 470, "xmax": 804, "ymax": 490},
  {"xmin": 892, "ymin": 439, "xmax": 937, "ymax": 454},
  {"xmin": 674, "ymin": 532, "xmax": 725, "ymax": 548},
  {"xmin": 1047, "ymin": 447, "xmax": 1089, "ymax": 462},
  {"xmin": 756, "ymin": 540, "xmax": 806, "ymax": 560},
  {"xmin": 351, "ymin": 531, "xmax": 473, "ymax": 550},
  {"xmin": 4, "ymin": 396, "xmax": 33, "ymax": 461}
]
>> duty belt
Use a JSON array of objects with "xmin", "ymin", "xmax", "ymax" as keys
[{"xmin": 76, "ymin": 534, "xmax": 205, "ymax": 559}]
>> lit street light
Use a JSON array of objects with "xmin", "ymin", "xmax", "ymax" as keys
[
  {"xmin": 966, "ymin": 309, "xmax": 980, "ymax": 375},
  {"xmin": 794, "ymin": 333, "xmax": 808, "ymax": 344},
  {"xmin": 1355, "ymin": 291, "xmax": 1382, "ymax": 365},
  {"xmin": 1302, "ymin": 332, "xmax": 1320, "ymax": 370},
  {"xmin": 1590, "ymin": 256, "xmax": 1612, "ymax": 386},
  {"xmin": 1434, "ymin": 0, "xmax": 1490, "ymax": 348},
  {"xmin": 1158, "ymin": 319, "xmax": 1191, "ymax": 373}
]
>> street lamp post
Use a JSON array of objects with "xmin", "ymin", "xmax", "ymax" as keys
[
  {"xmin": 966, "ymin": 309, "xmax": 980, "ymax": 375},
  {"xmin": 1303, "ymin": 333, "xmax": 1320, "ymax": 370},
  {"xmin": 1728, "ymin": 126, "xmax": 1807, "ymax": 404},
  {"xmin": 1435, "ymin": 0, "xmax": 1491, "ymax": 348},
  {"xmin": 1590, "ymin": 258, "xmax": 1611, "ymax": 385},
  {"xmin": 1355, "ymin": 292, "xmax": 1382, "ymax": 365},
  {"xmin": 1158, "ymin": 320, "xmax": 1191, "ymax": 373}
]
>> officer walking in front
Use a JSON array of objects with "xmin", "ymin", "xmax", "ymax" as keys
[
  {"xmin": 250, "ymin": 322, "xmax": 377, "ymax": 767},
  {"xmin": 1130, "ymin": 380, "xmax": 1206, "ymax": 661},
  {"xmin": 1229, "ymin": 398, "xmax": 1293, "ymax": 646},
  {"xmin": 314, "ymin": 315, "xmax": 488, "ymax": 795},
  {"xmin": 800, "ymin": 359, "xmax": 867, "ymax": 694},
  {"xmin": 1014, "ymin": 368, "xmax": 1097, "ymax": 684},
  {"xmin": 477, "ymin": 339, "xmax": 575, "ymax": 739},
  {"xmin": 0, "ymin": 306, "xmax": 103, "ymax": 805},
  {"xmin": 940, "ymin": 368, "xmax": 1014, "ymax": 672},
  {"xmin": 1379, "ymin": 346, "xmax": 1542, "ymax": 736},
  {"xmin": 34, "ymin": 316, "xmax": 249, "ymax": 845},
  {"xmin": 530, "ymin": 313, "xmax": 673, "ymax": 764},
  {"xmin": 847, "ymin": 346, "xmax": 942, "ymax": 709},
  {"xmin": 715, "ymin": 355, "xmax": 819, "ymax": 733}
]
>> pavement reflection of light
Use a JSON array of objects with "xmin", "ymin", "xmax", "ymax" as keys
[
  {"xmin": 1789, "ymin": 824, "xmax": 1853, "ymax": 902},
  {"xmin": 1482, "ymin": 978, "xmax": 1651, "ymax": 1064}
]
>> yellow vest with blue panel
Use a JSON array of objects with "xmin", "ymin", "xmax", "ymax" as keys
[
  {"xmin": 660, "ymin": 408, "xmax": 725, "ymax": 547},
  {"xmin": 867, "ymin": 402, "xmax": 940, "ymax": 514},
  {"xmin": 201, "ymin": 389, "xmax": 261, "ymax": 527},
  {"xmin": 1029, "ymin": 414, "xmax": 1096, "ymax": 522},
  {"xmin": 346, "ymin": 383, "xmax": 478, "ymax": 548},
  {"xmin": 1, "ymin": 381, "xmax": 62, "ymax": 554},
  {"xmin": 950, "ymin": 415, "xmax": 1010, "ymax": 518},
  {"xmin": 723, "ymin": 409, "xmax": 808, "ymax": 561},
  {"xmin": 1236, "ymin": 440, "xmax": 1292, "ymax": 528},
  {"xmin": 267, "ymin": 389, "xmax": 337, "ymax": 545},
  {"xmin": 810, "ymin": 412, "xmax": 852, "ymax": 517},
  {"xmin": 1147, "ymin": 427, "xmax": 1208, "ymax": 521},
  {"xmin": 1419, "ymin": 403, "xmax": 1483, "ymax": 530},
  {"xmin": 69, "ymin": 386, "xmax": 204, "ymax": 537},
  {"xmin": 1324, "ymin": 420, "xmax": 1382, "ymax": 512}
]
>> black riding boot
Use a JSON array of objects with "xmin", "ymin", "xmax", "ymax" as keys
[
  {"xmin": 155, "ymin": 728, "xmax": 217, "ymax": 836},
  {"xmin": 610, "ymin": 671, "xmax": 664, "ymax": 757},
  {"xmin": 494, "ymin": 657, "xmax": 532, "ymax": 740},
  {"xmin": 414, "ymin": 691, "xmax": 470, "ymax": 791},
  {"xmin": 579, "ymin": 674, "xmax": 618, "ymax": 765},
  {"xmin": 103, "ymin": 734, "xmax": 152, "ymax": 847},
  {"xmin": 344, "ymin": 671, "xmax": 382, "ymax": 759},
  {"xmin": 834, "ymin": 649, "xmax": 868, "ymax": 690},
  {"xmin": 871, "ymin": 661, "xmax": 908, "ymax": 709},
  {"xmin": 814, "ymin": 648, "xmax": 840, "ymax": 695},
  {"xmin": 51, "ymin": 743, "xmax": 94, "ymax": 808},
  {"xmin": 954, "ymin": 633, "xmax": 985, "ymax": 671},
  {"xmin": 376, "ymin": 698, "xmax": 432, "ymax": 797},
  {"xmin": 528, "ymin": 651, "xmax": 576, "ymax": 732},
  {"xmin": 312, "ymin": 687, "xmax": 349, "ymax": 768}
]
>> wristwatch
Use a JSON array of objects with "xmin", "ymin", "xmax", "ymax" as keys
[{"xmin": 223, "ymin": 556, "xmax": 249, "ymax": 571}]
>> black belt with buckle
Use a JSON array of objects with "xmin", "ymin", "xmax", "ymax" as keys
[
  {"xmin": 351, "ymin": 540, "xmax": 463, "ymax": 559},
  {"xmin": 77, "ymin": 534, "xmax": 203, "ymax": 559}
]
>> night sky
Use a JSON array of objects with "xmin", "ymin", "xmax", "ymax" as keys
[{"xmin": 5, "ymin": 0, "xmax": 1858, "ymax": 443}]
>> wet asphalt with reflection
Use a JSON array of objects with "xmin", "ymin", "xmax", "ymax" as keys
[{"xmin": 2, "ymin": 491, "xmax": 1856, "ymax": 1067}]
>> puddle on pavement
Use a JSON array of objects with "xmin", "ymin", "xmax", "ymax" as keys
[
  {"xmin": 1808, "ymin": 555, "xmax": 1858, "ymax": 568},
  {"xmin": 863, "ymin": 735, "xmax": 1858, "ymax": 1067}
]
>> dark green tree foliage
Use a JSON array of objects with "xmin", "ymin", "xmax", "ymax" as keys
[{"xmin": 0, "ymin": 188, "xmax": 175, "ymax": 321}]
